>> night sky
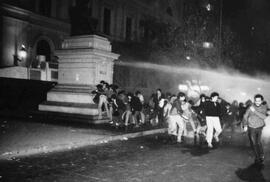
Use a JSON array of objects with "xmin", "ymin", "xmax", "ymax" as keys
[{"xmin": 222, "ymin": 0, "xmax": 270, "ymax": 71}]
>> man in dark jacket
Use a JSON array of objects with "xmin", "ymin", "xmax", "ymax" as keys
[
  {"xmin": 243, "ymin": 94, "xmax": 267, "ymax": 164},
  {"xmin": 204, "ymin": 92, "xmax": 222, "ymax": 148},
  {"xmin": 131, "ymin": 92, "xmax": 144, "ymax": 127}
]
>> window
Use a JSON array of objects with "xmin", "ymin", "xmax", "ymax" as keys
[
  {"xmin": 139, "ymin": 19, "xmax": 150, "ymax": 41},
  {"xmin": 126, "ymin": 17, "xmax": 132, "ymax": 40},
  {"xmin": 103, "ymin": 8, "xmax": 111, "ymax": 35},
  {"xmin": 36, "ymin": 40, "xmax": 51, "ymax": 62},
  {"xmin": 39, "ymin": 0, "xmax": 51, "ymax": 17}
]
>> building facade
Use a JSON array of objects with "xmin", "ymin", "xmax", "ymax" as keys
[{"xmin": 1, "ymin": 0, "xmax": 183, "ymax": 80}]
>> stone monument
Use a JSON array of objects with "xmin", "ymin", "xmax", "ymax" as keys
[{"xmin": 39, "ymin": 35, "xmax": 119, "ymax": 122}]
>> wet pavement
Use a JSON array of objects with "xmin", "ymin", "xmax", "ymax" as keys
[
  {"xmin": 0, "ymin": 117, "xmax": 167, "ymax": 159},
  {"xmin": 1, "ymin": 132, "xmax": 270, "ymax": 182}
]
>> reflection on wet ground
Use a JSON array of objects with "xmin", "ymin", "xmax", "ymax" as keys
[{"xmin": 0, "ymin": 132, "xmax": 270, "ymax": 182}]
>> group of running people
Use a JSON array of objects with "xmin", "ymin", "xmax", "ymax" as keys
[
  {"xmin": 92, "ymin": 81, "xmax": 239, "ymax": 145},
  {"xmin": 91, "ymin": 81, "xmax": 268, "ymax": 164}
]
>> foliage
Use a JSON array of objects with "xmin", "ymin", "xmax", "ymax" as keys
[{"xmin": 141, "ymin": 5, "xmax": 244, "ymax": 70}]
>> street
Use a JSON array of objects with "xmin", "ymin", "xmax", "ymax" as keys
[
  {"xmin": 2, "ymin": 1, "xmax": 270, "ymax": 182},
  {"xmin": 1, "ymin": 132, "xmax": 269, "ymax": 182}
]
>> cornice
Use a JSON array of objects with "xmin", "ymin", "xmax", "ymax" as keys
[{"xmin": 1, "ymin": 3, "xmax": 70, "ymax": 33}]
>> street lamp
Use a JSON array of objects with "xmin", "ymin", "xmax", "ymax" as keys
[
  {"xmin": 203, "ymin": 42, "xmax": 213, "ymax": 49},
  {"xmin": 18, "ymin": 45, "xmax": 27, "ymax": 60},
  {"xmin": 206, "ymin": 3, "xmax": 212, "ymax": 11},
  {"xmin": 14, "ymin": 45, "xmax": 27, "ymax": 65},
  {"xmin": 186, "ymin": 56, "xmax": 191, "ymax": 60}
]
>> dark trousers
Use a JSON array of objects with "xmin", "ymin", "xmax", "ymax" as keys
[{"xmin": 248, "ymin": 127, "xmax": 264, "ymax": 161}]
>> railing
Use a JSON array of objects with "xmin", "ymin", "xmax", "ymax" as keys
[{"xmin": 29, "ymin": 62, "xmax": 58, "ymax": 82}]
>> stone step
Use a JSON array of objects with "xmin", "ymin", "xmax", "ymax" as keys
[
  {"xmin": 51, "ymin": 88, "xmax": 91, "ymax": 93},
  {"xmin": 30, "ymin": 110, "xmax": 110, "ymax": 124},
  {"xmin": 51, "ymin": 84, "xmax": 94, "ymax": 93},
  {"xmin": 39, "ymin": 101, "xmax": 99, "ymax": 115},
  {"xmin": 54, "ymin": 84, "xmax": 95, "ymax": 89},
  {"xmin": 47, "ymin": 91, "xmax": 95, "ymax": 104}
]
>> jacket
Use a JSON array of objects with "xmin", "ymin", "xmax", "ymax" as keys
[
  {"xmin": 204, "ymin": 101, "xmax": 221, "ymax": 117},
  {"xmin": 243, "ymin": 103, "xmax": 267, "ymax": 128}
]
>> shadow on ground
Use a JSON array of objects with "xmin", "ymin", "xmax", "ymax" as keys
[
  {"xmin": 235, "ymin": 162, "xmax": 267, "ymax": 182},
  {"xmin": 180, "ymin": 145, "xmax": 210, "ymax": 156}
]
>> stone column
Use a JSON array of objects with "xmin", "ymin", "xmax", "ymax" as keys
[{"xmin": 39, "ymin": 35, "xmax": 119, "ymax": 122}]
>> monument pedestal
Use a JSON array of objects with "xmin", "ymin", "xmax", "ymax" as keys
[{"xmin": 39, "ymin": 35, "xmax": 119, "ymax": 122}]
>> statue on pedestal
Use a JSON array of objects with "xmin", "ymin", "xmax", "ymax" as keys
[{"xmin": 69, "ymin": 0, "xmax": 98, "ymax": 35}]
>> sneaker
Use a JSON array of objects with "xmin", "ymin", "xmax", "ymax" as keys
[{"xmin": 208, "ymin": 143, "xmax": 213, "ymax": 148}]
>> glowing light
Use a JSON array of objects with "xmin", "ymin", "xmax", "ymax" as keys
[
  {"xmin": 206, "ymin": 3, "xmax": 212, "ymax": 11},
  {"xmin": 240, "ymin": 92, "xmax": 247, "ymax": 96},
  {"xmin": 186, "ymin": 56, "xmax": 191, "ymax": 60},
  {"xmin": 191, "ymin": 85, "xmax": 200, "ymax": 92},
  {"xmin": 203, "ymin": 42, "xmax": 213, "ymax": 48},
  {"xmin": 179, "ymin": 84, "xmax": 188, "ymax": 91},
  {"xmin": 18, "ymin": 45, "xmax": 27, "ymax": 59},
  {"xmin": 200, "ymin": 85, "xmax": 210, "ymax": 91}
]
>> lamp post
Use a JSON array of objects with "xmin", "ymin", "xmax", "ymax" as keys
[
  {"xmin": 18, "ymin": 45, "xmax": 27, "ymax": 60},
  {"xmin": 14, "ymin": 45, "xmax": 27, "ymax": 66}
]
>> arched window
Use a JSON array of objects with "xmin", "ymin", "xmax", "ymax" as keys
[{"xmin": 36, "ymin": 40, "xmax": 51, "ymax": 62}]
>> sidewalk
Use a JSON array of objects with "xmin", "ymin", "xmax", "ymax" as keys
[
  {"xmin": 1, "ymin": 115, "xmax": 260, "ymax": 161},
  {"xmin": 0, "ymin": 117, "xmax": 167, "ymax": 160}
]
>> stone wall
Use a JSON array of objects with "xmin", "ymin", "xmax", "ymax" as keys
[
  {"xmin": 0, "ymin": 3, "xmax": 70, "ymax": 68},
  {"xmin": 0, "ymin": 67, "xmax": 28, "ymax": 79}
]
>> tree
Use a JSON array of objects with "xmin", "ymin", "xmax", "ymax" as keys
[{"xmin": 145, "ymin": 1, "xmax": 244, "ymax": 70}]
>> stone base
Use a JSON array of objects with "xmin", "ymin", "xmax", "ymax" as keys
[
  {"xmin": 38, "ymin": 101, "xmax": 110, "ymax": 124},
  {"xmin": 38, "ymin": 35, "xmax": 119, "ymax": 122},
  {"xmin": 47, "ymin": 84, "xmax": 96, "ymax": 104},
  {"xmin": 38, "ymin": 84, "xmax": 102, "ymax": 120},
  {"xmin": 39, "ymin": 101, "xmax": 99, "ymax": 115},
  {"xmin": 33, "ymin": 109, "xmax": 110, "ymax": 124},
  {"xmin": 0, "ymin": 66, "xmax": 28, "ymax": 79}
]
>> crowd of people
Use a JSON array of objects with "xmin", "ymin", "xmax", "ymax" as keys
[
  {"xmin": 91, "ymin": 81, "xmax": 250, "ymax": 133},
  {"xmin": 91, "ymin": 80, "xmax": 269, "ymax": 165}
]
